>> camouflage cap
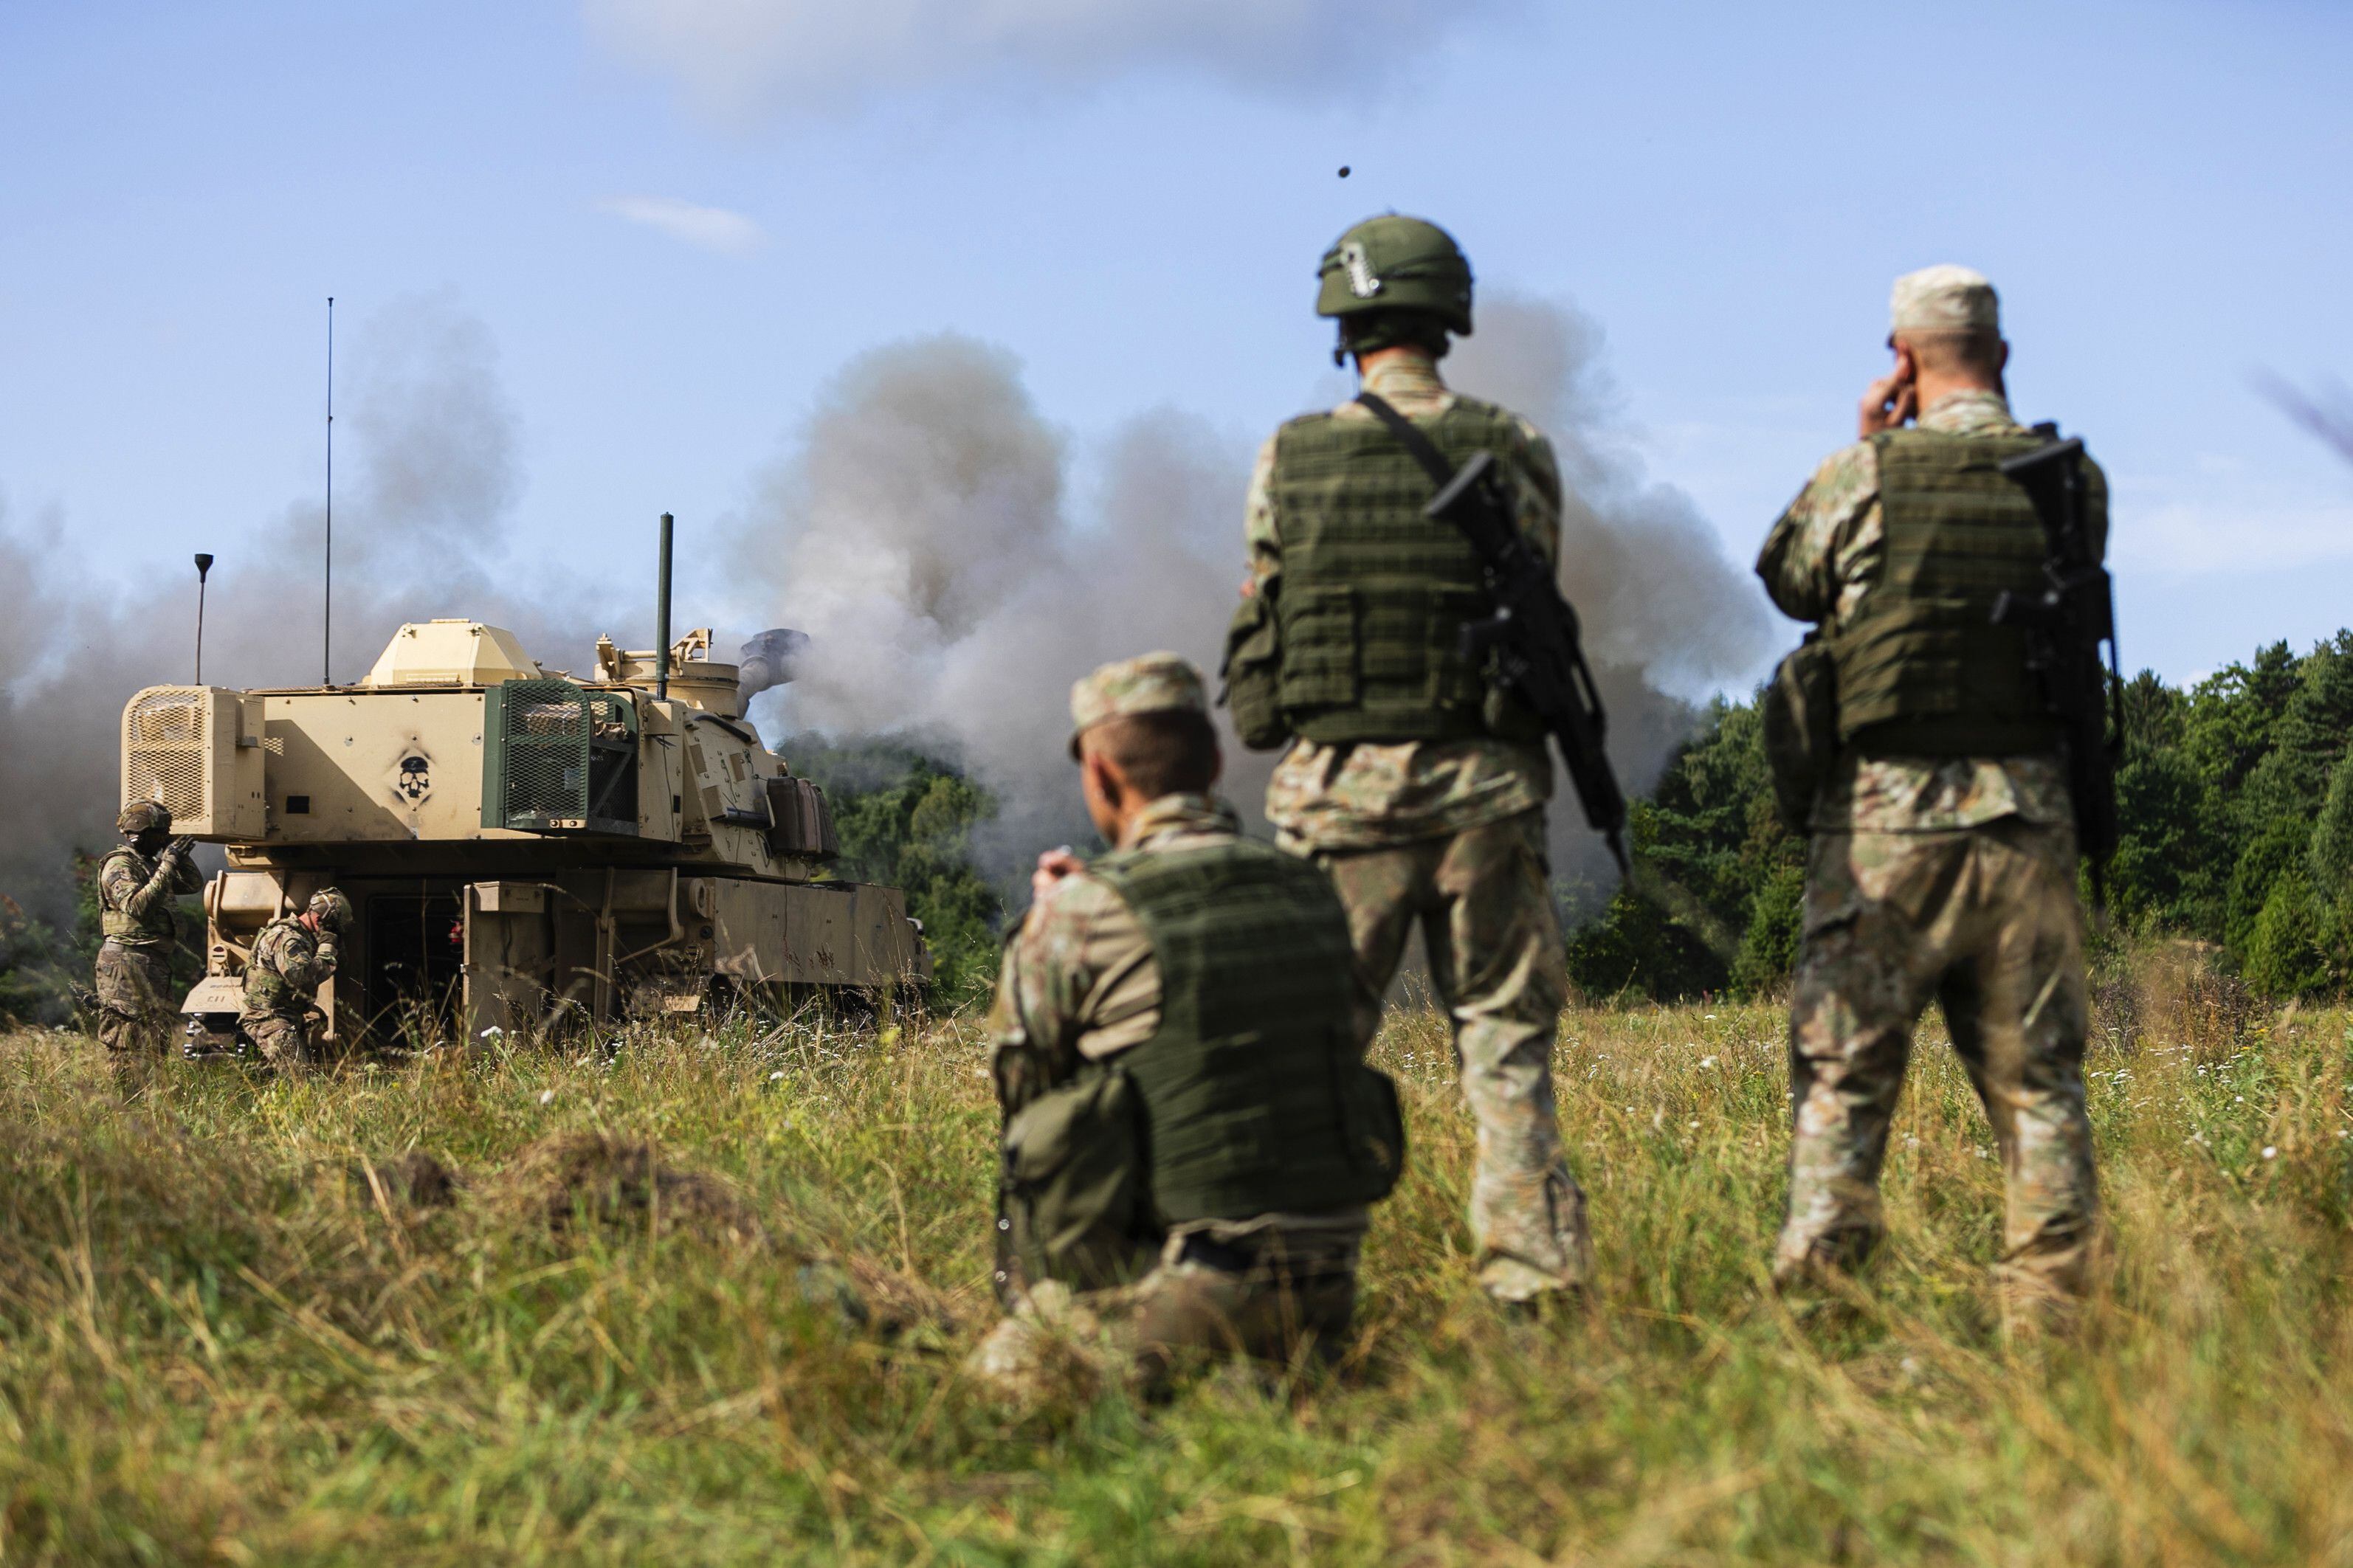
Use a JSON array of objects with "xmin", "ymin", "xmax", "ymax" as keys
[
  {"xmin": 1068, "ymin": 652, "xmax": 1208, "ymax": 759},
  {"xmin": 117, "ymin": 800, "xmax": 171, "ymax": 837},
  {"xmin": 1890, "ymin": 264, "xmax": 1999, "ymax": 336}
]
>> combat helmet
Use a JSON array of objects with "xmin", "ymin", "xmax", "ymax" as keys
[
  {"xmin": 307, "ymin": 888, "xmax": 354, "ymax": 936},
  {"xmin": 117, "ymin": 800, "xmax": 172, "ymax": 840},
  {"xmin": 1316, "ymin": 215, "xmax": 1475, "ymax": 337}
]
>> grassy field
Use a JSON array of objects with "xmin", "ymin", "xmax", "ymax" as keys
[{"xmin": 0, "ymin": 955, "xmax": 2348, "ymax": 1565}]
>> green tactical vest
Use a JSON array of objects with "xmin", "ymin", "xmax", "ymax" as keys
[
  {"xmin": 1089, "ymin": 839, "xmax": 1404, "ymax": 1225},
  {"xmin": 1830, "ymin": 429, "xmax": 2106, "ymax": 756},
  {"xmin": 1269, "ymin": 399, "xmax": 1532, "ymax": 744},
  {"xmin": 98, "ymin": 848, "xmax": 174, "ymax": 944},
  {"xmin": 241, "ymin": 918, "xmax": 309, "ymax": 1018}
]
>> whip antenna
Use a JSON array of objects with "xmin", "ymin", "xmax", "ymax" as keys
[
  {"xmin": 193, "ymin": 553, "xmax": 213, "ymax": 683},
  {"xmin": 323, "ymin": 295, "xmax": 334, "ymax": 685}
]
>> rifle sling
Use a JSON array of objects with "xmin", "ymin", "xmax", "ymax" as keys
[{"xmin": 1354, "ymin": 392, "xmax": 1461, "ymax": 493}]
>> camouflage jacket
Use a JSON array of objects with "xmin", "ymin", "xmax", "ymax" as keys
[
  {"xmin": 241, "ymin": 917, "xmax": 338, "ymax": 1023},
  {"xmin": 1244, "ymin": 353, "xmax": 1558, "ymax": 852},
  {"xmin": 97, "ymin": 844, "xmax": 201, "ymax": 950},
  {"xmin": 1755, "ymin": 390, "xmax": 2079, "ymax": 833}
]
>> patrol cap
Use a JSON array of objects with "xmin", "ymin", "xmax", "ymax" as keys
[
  {"xmin": 1068, "ymin": 652, "xmax": 1209, "ymax": 759},
  {"xmin": 117, "ymin": 801, "xmax": 171, "ymax": 837},
  {"xmin": 1890, "ymin": 264, "xmax": 2000, "ymax": 336}
]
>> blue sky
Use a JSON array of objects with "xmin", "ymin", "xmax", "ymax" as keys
[{"xmin": 4, "ymin": 0, "xmax": 2349, "ymax": 691}]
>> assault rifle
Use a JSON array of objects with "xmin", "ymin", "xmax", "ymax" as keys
[
  {"xmin": 1991, "ymin": 427, "xmax": 2125, "ymax": 909},
  {"xmin": 1356, "ymin": 394, "xmax": 1630, "ymax": 874}
]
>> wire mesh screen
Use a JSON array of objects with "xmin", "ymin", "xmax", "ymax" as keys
[
  {"xmin": 123, "ymin": 687, "xmax": 210, "ymax": 821},
  {"xmin": 485, "ymin": 680, "xmax": 638, "ymax": 834}
]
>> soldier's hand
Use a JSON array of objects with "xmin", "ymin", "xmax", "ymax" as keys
[
  {"xmin": 1858, "ymin": 345, "xmax": 1919, "ymax": 436},
  {"xmin": 1031, "ymin": 846, "xmax": 1083, "ymax": 902},
  {"xmin": 168, "ymin": 836, "xmax": 197, "ymax": 860}
]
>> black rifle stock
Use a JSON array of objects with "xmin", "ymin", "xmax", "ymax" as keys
[
  {"xmin": 1991, "ymin": 430, "xmax": 2125, "ymax": 909},
  {"xmin": 1354, "ymin": 394, "xmax": 1630, "ymax": 874}
]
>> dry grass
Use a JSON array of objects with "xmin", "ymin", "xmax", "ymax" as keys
[{"xmin": 0, "ymin": 957, "xmax": 2346, "ymax": 1564}]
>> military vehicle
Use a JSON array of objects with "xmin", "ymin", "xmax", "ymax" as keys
[{"xmin": 120, "ymin": 600, "xmax": 930, "ymax": 1051}]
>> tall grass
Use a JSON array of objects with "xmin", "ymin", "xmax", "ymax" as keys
[{"xmin": 0, "ymin": 952, "xmax": 2346, "ymax": 1564}]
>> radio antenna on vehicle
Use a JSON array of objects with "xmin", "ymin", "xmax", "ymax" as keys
[
  {"xmin": 323, "ymin": 295, "xmax": 335, "ymax": 686},
  {"xmin": 193, "ymin": 553, "xmax": 213, "ymax": 683}
]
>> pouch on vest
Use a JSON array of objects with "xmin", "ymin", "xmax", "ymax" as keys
[
  {"xmin": 1219, "ymin": 586, "xmax": 1292, "ymax": 752},
  {"xmin": 1761, "ymin": 633, "xmax": 1839, "ymax": 835},
  {"xmin": 999, "ymin": 1070, "xmax": 1156, "ymax": 1301}
]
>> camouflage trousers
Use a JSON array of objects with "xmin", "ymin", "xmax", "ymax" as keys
[
  {"xmin": 1311, "ymin": 810, "xmax": 1591, "ymax": 1301},
  {"xmin": 1779, "ymin": 820, "xmax": 2099, "ymax": 1305},
  {"xmin": 243, "ymin": 1013, "xmax": 319, "ymax": 1069},
  {"xmin": 966, "ymin": 1216, "xmax": 1361, "ymax": 1401},
  {"xmin": 93, "ymin": 942, "xmax": 176, "ymax": 1056}
]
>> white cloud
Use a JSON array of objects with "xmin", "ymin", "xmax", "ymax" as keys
[
  {"xmin": 584, "ymin": 0, "xmax": 1524, "ymax": 120},
  {"xmin": 597, "ymin": 194, "xmax": 766, "ymax": 256}
]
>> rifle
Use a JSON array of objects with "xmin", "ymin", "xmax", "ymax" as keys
[
  {"xmin": 1991, "ymin": 427, "xmax": 2124, "ymax": 909},
  {"xmin": 1355, "ymin": 394, "xmax": 1630, "ymax": 873}
]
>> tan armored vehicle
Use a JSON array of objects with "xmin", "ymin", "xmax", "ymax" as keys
[{"xmin": 120, "ymin": 616, "xmax": 929, "ymax": 1051}]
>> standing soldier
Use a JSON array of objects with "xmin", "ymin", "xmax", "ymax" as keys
[
  {"xmin": 93, "ymin": 801, "xmax": 202, "ymax": 1060},
  {"xmin": 240, "ymin": 888, "xmax": 350, "ymax": 1068},
  {"xmin": 968, "ymin": 654, "xmax": 1402, "ymax": 1398},
  {"xmin": 1756, "ymin": 266, "xmax": 2104, "ymax": 1321},
  {"xmin": 1219, "ymin": 215, "xmax": 1592, "ymax": 1308}
]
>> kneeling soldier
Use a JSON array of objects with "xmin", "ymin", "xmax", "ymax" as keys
[
  {"xmin": 93, "ymin": 801, "xmax": 202, "ymax": 1059},
  {"xmin": 240, "ymin": 888, "xmax": 351, "ymax": 1067},
  {"xmin": 968, "ymin": 653, "xmax": 1404, "ymax": 1399}
]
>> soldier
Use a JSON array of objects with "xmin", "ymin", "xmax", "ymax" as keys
[
  {"xmin": 92, "ymin": 801, "xmax": 202, "ymax": 1059},
  {"xmin": 1219, "ymin": 215, "xmax": 1592, "ymax": 1308},
  {"xmin": 1756, "ymin": 265, "xmax": 2104, "ymax": 1320},
  {"xmin": 966, "ymin": 653, "xmax": 1403, "ymax": 1399},
  {"xmin": 239, "ymin": 888, "xmax": 351, "ymax": 1068}
]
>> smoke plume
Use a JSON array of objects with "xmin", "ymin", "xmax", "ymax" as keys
[
  {"xmin": 733, "ymin": 295, "xmax": 1777, "ymax": 886},
  {"xmin": 585, "ymin": 0, "xmax": 1526, "ymax": 120},
  {"xmin": 0, "ymin": 291, "xmax": 599, "ymax": 925}
]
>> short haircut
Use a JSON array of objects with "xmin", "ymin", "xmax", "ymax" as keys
[
  {"xmin": 1084, "ymin": 709, "xmax": 1219, "ymax": 799},
  {"xmin": 1899, "ymin": 327, "xmax": 2004, "ymax": 378}
]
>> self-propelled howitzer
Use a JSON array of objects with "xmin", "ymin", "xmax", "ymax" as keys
[{"xmin": 120, "ymin": 618, "xmax": 929, "ymax": 1051}]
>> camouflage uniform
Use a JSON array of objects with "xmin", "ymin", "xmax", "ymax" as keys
[
  {"xmin": 973, "ymin": 789, "xmax": 1371, "ymax": 1396},
  {"xmin": 93, "ymin": 842, "xmax": 200, "ymax": 1056},
  {"xmin": 1243, "ymin": 353, "xmax": 1591, "ymax": 1302},
  {"xmin": 240, "ymin": 917, "xmax": 339, "ymax": 1067},
  {"xmin": 1757, "ymin": 376, "xmax": 2101, "ymax": 1306}
]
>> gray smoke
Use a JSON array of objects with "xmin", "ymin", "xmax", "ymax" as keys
[
  {"xmin": 585, "ymin": 0, "xmax": 1528, "ymax": 120},
  {"xmin": 727, "ymin": 336, "xmax": 1244, "ymax": 863},
  {"xmin": 733, "ymin": 296, "xmax": 1776, "ymax": 886},
  {"xmin": 0, "ymin": 291, "xmax": 602, "ymax": 926}
]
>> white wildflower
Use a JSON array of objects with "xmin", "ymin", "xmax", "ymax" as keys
[{"xmin": 537, "ymin": 1088, "xmax": 555, "ymax": 1105}]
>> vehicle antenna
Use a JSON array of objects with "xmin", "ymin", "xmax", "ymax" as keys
[
  {"xmin": 656, "ymin": 512, "xmax": 674, "ymax": 700},
  {"xmin": 193, "ymin": 553, "xmax": 213, "ymax": 683},
  {"xmin": 323, "ymin": 295, "xmax": 334, "ymax": 686}
]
